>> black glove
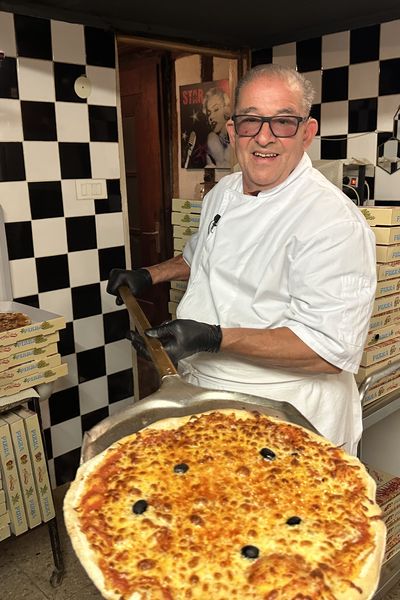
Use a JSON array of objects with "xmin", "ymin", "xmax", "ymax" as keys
[
  {"xmin": 106, "ymin": 268, "xmax": 152, "ymax": 305},
  {"xmin": 145, "ymin": 319, "xmax": 222, "ymax": 365},
  {"xmin": 127, "ymin": 330, "xmax": 152, "ymax": 361}
]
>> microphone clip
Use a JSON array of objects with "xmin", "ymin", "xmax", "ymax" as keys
[{"xmin": 208, "ymin": 214, "xmax": 221, "ymax": 234}]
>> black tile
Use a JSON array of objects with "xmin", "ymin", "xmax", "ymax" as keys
[
  {"xmin": 103, "ymin": 310, "xmax": 129, "ymax": 344},
  {"xmin": 77, "ymin": 346, "xmax": 106, "ymax": 383},
  {"xmin": 350, "ymin": 25, "xmax": 380, "ymax": 64},
  {"xmin": 54, "ymin": 447, "xmax": 81, "ymax": 486},
  {"xmin": 36, "ymin": 254, "xmax": 70, "ymax": 292},
  {"xmin": 54, "ymin": 62, "xmax": 86, "ymax": 102},
  {"xmin": 81, "ymin": 407, "xmax": 109, "ymax": 434},
  {"xmin": 89, "ymin": 105, "xmax": 118, "ymax": 142},
  {"xmin": 95, "ymin": 179, "xmax": 122, "ymax": 214},
  {"xmin": 66, "ymin": 216, "xmax": 97, "ymax": 251},
  {"xmin": 321, "ymin": 67, "xmax": 348, "ymax": 102},
  {"xmin": 49, "ymin": 385, "xmax": 80, "ymax": 426},
  {"xmin": 0, "ymin": 142, "xmax": 25, "ymax": 181},
  {"xmin": 348, "ymin": 98, "xmax": 377, "ymax": 133},
  {"xmin": 14, "ymin": 14, "xmax": 52, "ymax": 60},
  {"xmin": 59, "ymin": 142, "xmax": 91, "ymax": 179},
  {"xmin": 320, "ymin": 135, "xmax": 347, "ymax": 160},
  {"xmin": 84, "ymin": 26, "xmax": 115, "ymax": 68},
  {"xmin": 0, "ymin": 58, "xmax": 19, "ymax": 99},
  {"xmin": 107, "ymin": 368, "xmax": 133, "ymax": 403},
  {"xmin": 42, "ymin": 427, "xmax": 53, "ymax": 460},
  {"xmin": 310, "ymin": 104, "xmax": 320, "ymax": 135},
  {"xmin": 377, "ymin": 131, "xmax": 393, "ymax": 148},
  {"xmin": 58, "ymin": 321, "xmax": 75, "ymax": 356},
  {"xmin": 296, "ymin": 37, "xmax": 321, "ymax": 72},
  {"xmin": 13, "ymin": 294, "xmax": 39, "ymax": 308},
  {"xmin": 21, "ymin": 101, "xmax": 57, "ymax": 141},
  {"xmin": 71, "ymin": 283, "xmax": 102, "ymax": 320},
  {"xmin": 28, "ymin": 181, "xmax": 64, "ymax": 219},
  {"xmin": 251, "ymin": 48, "xmax": 272, "ymax": 67},
  {"xmin": 98, "ymin": 246, "xmax": 126, "ymax": 281},
  {"xmin": 5, "ymin": 221, "xmax": 34, "ymax": 260},
  {"xmin": 379, "ymin": 58, "xmax": 400, "ymax": 96}
]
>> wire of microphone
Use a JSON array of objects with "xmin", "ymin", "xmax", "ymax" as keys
[{"xmin": 184, "ymin": 131, "xmax": 196, "ymax": 168}]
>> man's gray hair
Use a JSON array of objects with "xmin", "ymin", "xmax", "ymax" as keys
[{"xmin": 234, "ymin": 64, "xmax": 316, "ymax": 117}]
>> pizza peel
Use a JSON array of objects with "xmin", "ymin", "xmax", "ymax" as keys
[{"xmin": 81, "ymin": 286, "xmax": 320, "ymax": 462}]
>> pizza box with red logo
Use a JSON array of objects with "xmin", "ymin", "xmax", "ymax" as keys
[
  {"xmin": 0, "ymin": 417, "xmax": 28, "ymax": 535},
  {"xmin": 363, "ymin": 374, "xmax": 400, "ymax": 406},
  {"xmin": 360, "ymin": 206, "xmax": 400, "ymax": 226},
  {"xmin": 360, "ymin": 336, "xmax": 400, "ymax": 367},
  {"xmin": 365, "ymin": 464, "xmax": 400, "ymax": 515},
  {"xmin": 0, "ymin": 353, "xmax": 61, "ymax": 385},
  {"xmin": 0, "ymin": 362, "xmax": 68, "ymax": 397},
  {"xmin": 0, "ymin": 302, "xmax": 65, "ymax": 347},
  {"xmin": 355, "ymin": 357, "xmax": 399, "ymax": 384},
  {"xmin": 364, "ymin": 322, "xmax": 400, "ymax": 348},
  {"xmin": 369, "ymin": 309, "xmax": 400, "ymax": 332},
  {"xmin": 376, "ymin": 244, "xmax": 400, "ymax": 263},
  {"xmin": 371, "ymin": 293, "xmax": 400, "ymax": 317},
  {"xmin": 0, "ymin": 332, "xmax": 59, "ymax": 360}
]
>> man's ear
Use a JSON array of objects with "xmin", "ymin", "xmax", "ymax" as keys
[
  {"xmin": 302, "ymin": 118, "xmax": 318, "ymax": 150},
  {"xmin": 226, "ymin": 118, "xmax": 236, "ymax": 148}
]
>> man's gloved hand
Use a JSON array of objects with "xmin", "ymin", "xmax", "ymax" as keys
[{"xmin": 106, "ymin": 268, "xmax": 152, "ymax": 305}]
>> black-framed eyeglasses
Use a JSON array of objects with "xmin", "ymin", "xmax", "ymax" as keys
[{"xmin": 232, "ymin": 114, "xmax": 308, "ymax": 138}]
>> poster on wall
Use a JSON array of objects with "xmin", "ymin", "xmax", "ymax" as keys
[{"xmin": 180, "ymin": 79, "xmax": 232, "ymax": 170}]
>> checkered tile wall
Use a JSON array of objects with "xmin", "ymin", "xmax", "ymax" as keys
[
  {"xmin": 0, "ymin": 11, "xmax": 134, "ymax": 487},
  {"xmin": 252, "ymin": 20, "xmax": 400, "ymax": 201}
]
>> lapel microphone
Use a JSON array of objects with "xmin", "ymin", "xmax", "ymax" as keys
[{"xmin": 208, "ymin": 214, "xmax": 221, "ymax": 233}]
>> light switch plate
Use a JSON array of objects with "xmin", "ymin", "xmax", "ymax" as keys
[{"xmin": 75, "ymin": 179, "xmax": 107, "ymax": 200}]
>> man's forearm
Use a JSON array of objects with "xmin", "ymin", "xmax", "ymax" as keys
[
  {"xmin": 221, "ymin": 326, "xmax": 341, "ymax": 374},
  {"xmin": 145, "ymin": 254, "xmax": 190, "ymax": 285}
]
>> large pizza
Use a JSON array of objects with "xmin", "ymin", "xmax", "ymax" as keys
[{"xmin": 64, "ymin": 409, "xmax": 386, "ymax": 600}]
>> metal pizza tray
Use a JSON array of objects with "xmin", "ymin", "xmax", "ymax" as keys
[{"xmin": 81, "ymin": 288, "xmax": 319, "ymax": 463}]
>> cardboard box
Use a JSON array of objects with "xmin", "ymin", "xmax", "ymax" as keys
[
  {"xmin": 360, "ymin": 206, "xmax": 400, "ymax": 226},
  {"xmin": 376, "ymin": 244, "xmax": 400, "ymax": 263},
  {"xmin": 0, "ymin": 523, "xmax": 10, "ymax": 541},
  {"xmin": 171, "ymin": 212, "xmax": 201, "ymax": 228},
  {"xmin": 0, "ymin": 331, "xmax": 59, "ymax": 359},
  {"xmin": 369, "ymin": 309, "xmax": 400, "ymax": 332},
  {"xmin": 365, "ymin": 465, "xmax": 400, "ymax": 515},
  {"xmin": 0, "ymin": 510, "xmax": 10, "ymax": 528},
  {"xmin": 173, "ymin": 237, "xmax": 187, "ymax": 252},
  {"xmin": 0, "ymin": 341, "xmax": 58, "ymax": 374},
  {"xmin": 2, "ymin": 411, "xmax": 42, "ymax": 528},
  {"xmin": 355, "ymin": 358, "xmax": 400, "ymax": 384},
  {"xmin": 173, "ymin": 224, "xmax": 198, "ymax": 238},
  {"xmin": 14, "ymin": 406, "xmax": 55, "ymax": 522},
  {"xmin": 0, "ymin": 301, "xmax": 65, "ymax": 347},
  {"xmin": 0, "ymin": 501, "xmax": 6, "ymax": 515},
  {"xmin": 377, "ymin": 260, "xmax": 400, "ymax": 281},
  {"xmin": 0, "ymin": 489, "xmax": 4, "ymax": 504},
  {"xmin": 364, "ymin": 322, "xmax": 400, "ymax": 348},
  {"xmin": 363, "ymin": 374, "xmax": 400, "ymax": 405},
  {"xmin": 375, "ymin": 277, "xmax": 400, "ymax": 298},
  {"xmin": 371, "ymin": 294, "xmax": 400, "ymax": 317},
  {"xmin": 371, "ymin": 227, "xmax": 400, "ymax": 245},
  {"xmin": 171, "ymin": 280, "xmax": 188, "ymax": 292},
  {"xmin": 0, "ymin": 417, "xmax": 28, "ymax": 535},
  {"xmin": 0, "ymin": 353, "xmax": 61, "ymax": 385},
  {"xmin": 170, "ymin": 288, "xmax": 185, "ymax": 303},
  {"xmin": 168, "ymin": 301, "xmax": 178, "ymax": 319},
  {"xmin": 360, "ymin": 336, "xmax": 400, "ymax": 367},
  {"xmin": 172, "ymin": 197, "xmax": 203, "ymax": 214},
  {"xmin": 0, "ymin": 361, "xmax": 68, "ymax": 397}
]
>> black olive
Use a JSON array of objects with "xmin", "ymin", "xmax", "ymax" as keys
[
  {"xmin": 174, "ymin": 463, "xmax": 189, "ymax": 473},
  {"xmin": 286, "ymin": 516, "xmax": 301, "ymax": 526},
  {"xmin": 241, "ymin": 545, "xmax": 260, "ymax": 559},
  {"xmin": 132, "ymin": 499, "xmax": 148, "ymax": 514},
  {"xmin": 260, "ymin": 447, "xmax": 276, "ymax": 460}
]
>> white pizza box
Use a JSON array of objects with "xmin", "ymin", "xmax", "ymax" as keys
[
  {"xmin": 172, "ymin": 197, "xmax": 203, "ymax": 214},
  {"xmin": 0, "ymin": 341, "xmax": 58, "ymax": 374},
  {"xmin": 372, "ymin": 226, "xmax": 400, "ymax": 245},
  {"xmin": 0, "ymin": 500, "xmax": 7, "ymax": 515},
  {"xmin": 0, "ymin": 417, "xmax": 28, "ymax": 535},
  {"xmin": 173, "ymin": 224, "xmax": 198, "ymax": 238},
  {"xmin": 0, "ymin": 523, "xmax": 10, "ymax": 542},
  {"xmin": 360, "ymin": 206, "xmax": 400, "ymax": 226},
  {"xmin": 170, "ymin": 288, "xmax": 185, "ymax": 304},
  {"xmin": 0, "ymin": 509, "xmax": 10, "ymax": 528},
  {"xmin": 0, "ymin": 489, "xmax": 5, "ymax": 504},
  {"xmin": 2, "ymin": 411, "xmax": 42, "ymax": 529},
  {"xmin": 371, "ymin": 294, "xmax": 400, "ymax": 317},
  {"xmin": 362, "ymin": 374, "xmax": 400, "ymax": 406},
  {"xmin": 364, "ymin": 322, "xmax": 400, "ymax": 348},
  {"xmin": 369, "ymin": 309, "xmax": 400, "ymax": 332},
  {"xmin": 13, "ymin": 406, "xmax": 55, "ymax": 522},
  {"xmin": 170, "ymin": 280, "xmax": 188, "ymax": 292},
  {"xmin": 0, "ymin": 361, "xmax": 68, "ymax": 397},
  {"xmin": 377, "ymin": 260, "xmax": 400, "ymax": 282},
  {"xmin": 360, "ymin": 336, "xmax": 400, "ymax": 367},
  {"xmin": 171, "ymin": 212, "xmax": 201, "ymax": 228},
  {"xmin": 355, "ymin": 357, "xmax": 400, "ymax": 384},
  {"xmin": 375, "ymin": 277, "xmax": 400, "ymax": 298},
  {"xmin": 376, "ymin": 244, "xmax": 400, "ymax": 263},
  {"xmin": 168, "ymin": 301, "xmax": 178, "ymax": 320},
  {"xmin": 0, "ymin": 353, "xmax": 61, "ymax": 385},
  {"xmin": 0, "ymin": 301, "xmax": 65, "ymax": 347},
  {"xmin": 0, "ymin": 331, "xmax": 59, "ymax": 360},
  {"xmin": 173, "ymin": 237, "xmax": 187, "ymax": 252}
]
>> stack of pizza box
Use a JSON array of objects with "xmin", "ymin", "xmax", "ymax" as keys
[
  {"xmin": 357, "ymin": 207, "xmax": 400, "ymax": 406},
  {"xmin": 0, "ymin": 301, "xmax": 68, "ymax": 399},
  {"xmin": 365, "ymin": 463, "xmax": 400, "ymax": 562}
]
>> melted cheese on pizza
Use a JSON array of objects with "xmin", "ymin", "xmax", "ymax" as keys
[{"xmin": 74, "ymin": 411, "xmax": 383, "ymax": 600}]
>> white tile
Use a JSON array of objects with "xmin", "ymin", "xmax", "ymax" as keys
[
  {"xmin": 51, "ymin": 20, "xmax": 85, "ymax": 64},
  {"xmin": 100, "ymin": 280, "xmax": 127, "ymax": 313},
  {"xmin": 320, "ymin": 101, "xmax": 348, "ymax": 136},
  {"xmin": 23, "ymin": 141, "xmax": 61, "ymax": 181},
  {"xmin": 322, "ymin": 31, "xmax": 350, "ymax": 69},
  {"xmin": 307, "ymin": 136, "xmax": 321, "ymax": 161},
  {"xmin": 302, "ymin": 70, "xmax": 321, "ymax": 105},
  {"xmin": 9, "ymin": 258, "xmax": 38, "ymax": 297},
  {"xmin": 348, "ymin": 62, "xmax": 379, "ymax": 100},
  {"xmin": 90, "ymin": 142, "xmax": 120, "ymax": 179},
  {"xmin": 38, "ymin": 288, "xmax": 73, "ymax": 321},
  {"xmin": 108, "ymin": 396, "xmax": 135, "ymax": 416},
  {"xmin": 105, "ymin": 339, "xmax": 133, "ymax": 374},
  {"xmin": 377, "ymin": 95, "xmax": 400, "ymax": 132},
  {"xmin": 17, "ymin": 58, "xmax": 55, "ymax": 101},
  {"xmin": 374, "ymin": 167, "xmax": 400, "ymax": 200},
  {"xmin": 380, "ymin": 19, "xmax": 400, "ymax": 60},
  {"xmin": 61, "ymin": 180, "xmax": 95, "ymax": 217},
  {"xmin": 86, "ymin": 66, "xmax": 117, "ymax": 106},
  {"xmin": 50, "ymin": 416, "xmax": 82, "ymax": 458},
  {"xmin": 73, "ymin": 315, "xmax": 104, "ymax": 351},
  {"xmin": 68, "ymin": 249, "xmax": 100, "ymax": 287},
  {"xmin": 95, "ymin": 212, "xmax": 124, "ymax": 248},
  {"xmin": 272, "ymin": 43, "xmax": 296, "ymax": 68},
  {"xmin": 346, "ymin": 132, "xmax": 377, "ymax": 166},
  {"xmin": 0, "ymin": 11, "xmax": 16, "ymax": 57},
  {"xmin": 55, "ymin": 102, "xmax": 89, "ymax": 142},
  {"xmin": 54, "ymin": 353, "xmax": 78, "ymax": 392},
  {"xmin": 31, "ymin": 217, "xmax": 68, "ymax": 257},
  {"xmin": 0, "ymin": 182, "xmax": 30, "ymax": 221},
  {"xmin": 79, "ymin": 376, "xmax": 108, "ymax": 415},
  {"xmin": 0, "ymin": 99, "xmax": 23, "ymax": 141}
]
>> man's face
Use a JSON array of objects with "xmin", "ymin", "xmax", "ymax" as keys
[{"xmin": 226, "ymin": 75, "xmax": 318, "ymax": 194}]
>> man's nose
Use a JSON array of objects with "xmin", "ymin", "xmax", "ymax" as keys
[{"xmin": 255, "ymin": 121, "xmax": 276, "ymax": 143}]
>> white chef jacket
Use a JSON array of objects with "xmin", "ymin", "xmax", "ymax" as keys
[{"xmin": 177, "ymin": 153, "xmax": 377, "ymax": 454}]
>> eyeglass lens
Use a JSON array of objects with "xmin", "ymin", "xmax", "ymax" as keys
[{"xmin": 234, "ymin": 116, "xmax": 302, "ymax": 138}]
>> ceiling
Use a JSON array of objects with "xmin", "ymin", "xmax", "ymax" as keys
[{"xmin": 2, "ymin": 0, "xmax": 400, "ymax": 50}]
